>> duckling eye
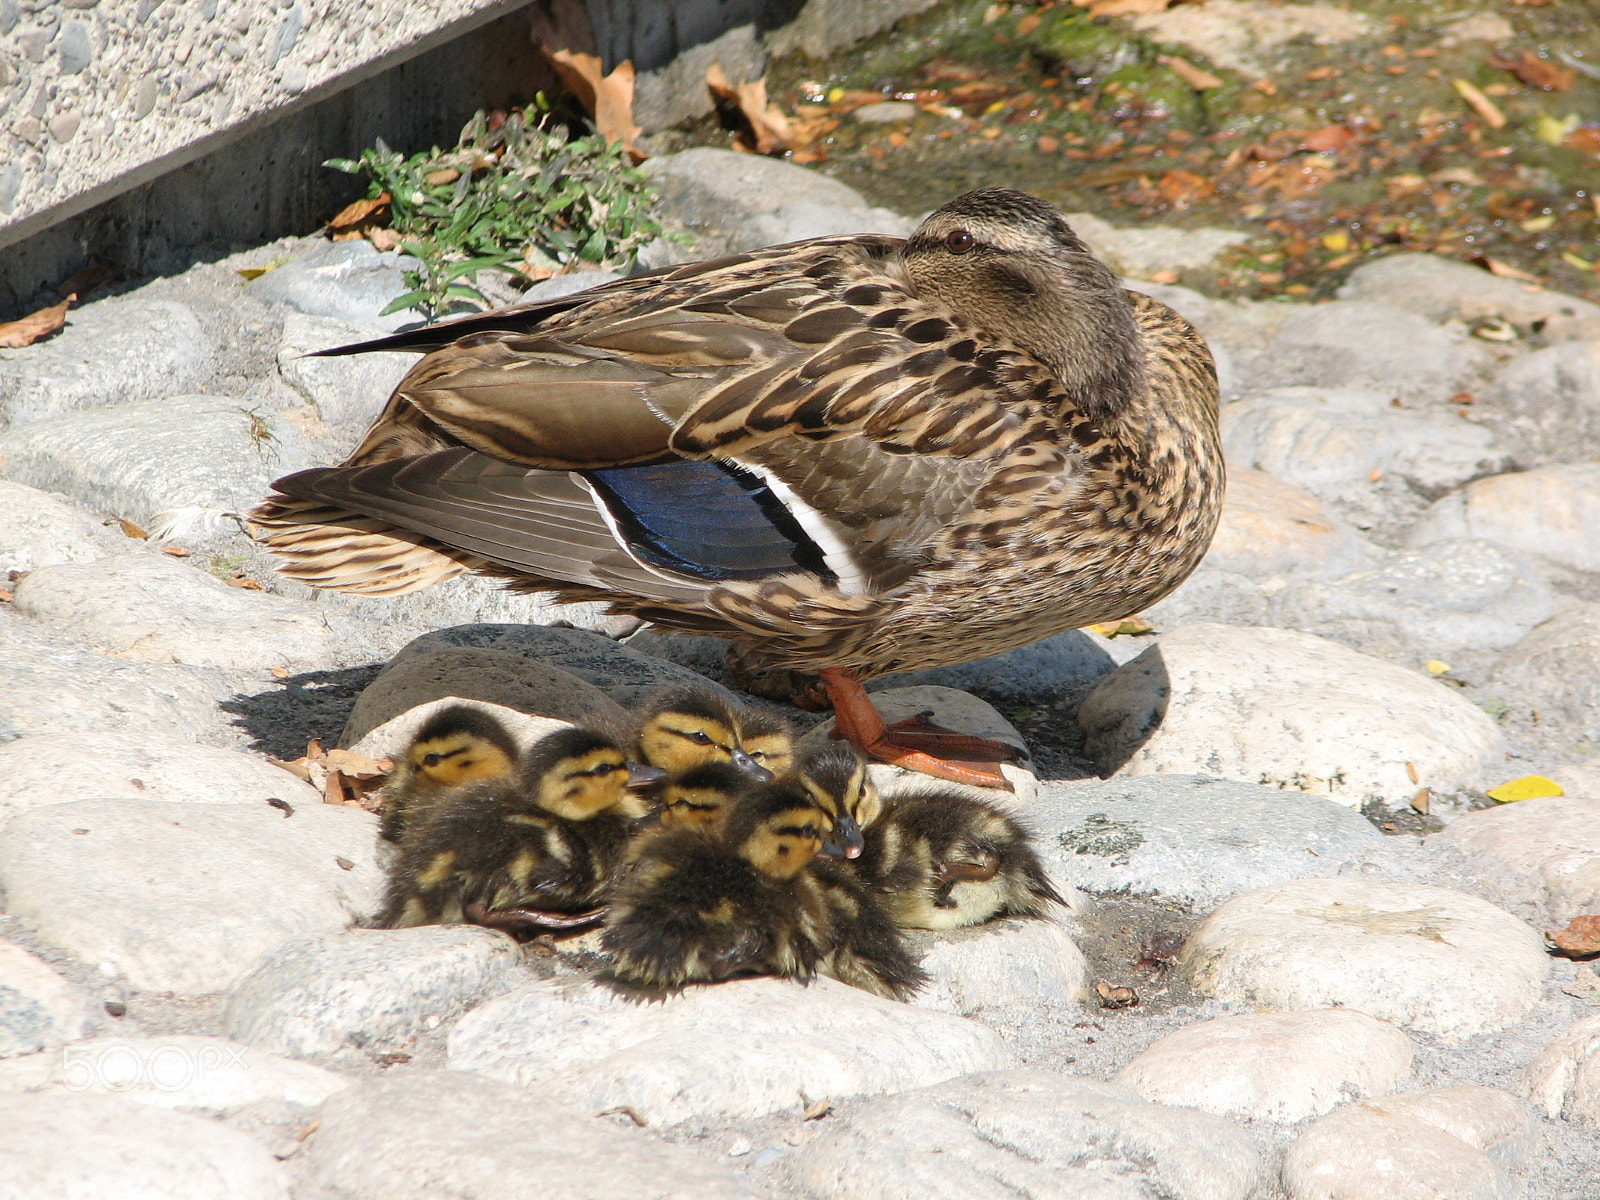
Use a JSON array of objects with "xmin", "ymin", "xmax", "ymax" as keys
[
  {"xmin": 945, "ymin": 229, "xmax": 975, "ymax": 254},
  {"xmin": 422, "ymin": 753, "xmax": 443, "ymax": 768},
  {"xmin": 689, "ymin": 731, "xmax": 715, "ymax": 746}
]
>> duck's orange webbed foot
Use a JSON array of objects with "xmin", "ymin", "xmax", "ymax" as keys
[{"xmin": 818, "ymin": 668, "xmax": 1020, "ymax": 792}]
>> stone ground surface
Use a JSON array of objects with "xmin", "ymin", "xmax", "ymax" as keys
[{"xmin": 0, "ymin": 147, "xmax": 1598, "ymax": 1200}]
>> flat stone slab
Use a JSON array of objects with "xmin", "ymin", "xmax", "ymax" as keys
[
  {"xmin": 222, "ymin": 926, "xmax": 520, "ymax": 1069},
  {"xmin": 0, "ymin": 1091, "xmax": 290, "ymax": 1200},
  {"xmin": 447, "ymin": 975, "xmax": 1012, "ymax": 1126},
  {"xmin": 0, "ymin": 1035, "xmax": 347, "ymax": 1117},
  {"xmin": 13, "ymin": 552, "xmax": 337, "ymax": 671},
  {"xmin": 0, "ymin": 480, "xmax": 125, "ymax": 573},
  {"xmin": 1078, "ymin": 624, "xmax": 1503, "ymax": 810},
  {"xmin": 1199, "ymin": 467, "xmax": 1376, "ymax": 581},
  {"xmin": 0, "ymin": 731, "xmax": 319, "ymax": 829},
  {"xmin": 1488, "ymin": 600, "xmax": 1600, "ymax": 736},
  {"xmin": 0, "ymin": 643, "xmax": 225, "ymax": 745},
  {"xmin": 0, "ymin": 297, "xmax": 214, "ymax": 427},
  {"xmin": 1247, "ymin": 304, "xmax": 1485, "ymax": 403},
  {"xmin": 0, "ymin": 799, "xmax": 384, "ymax": 994},
  {"xmin": 794, "ymin": 1068, "xmax": 1267, "ymax": 1200},
  {"xmin": 1114, "ymin": 1009, "xmax": 1414, "ymax": 1123},
  {"xmin": 907, "ymin": 918, "xmax": 1088, "ymax": 1015},
  {"xmin": 1339, "ymin": 253, "xmax": 1600, "ymax": 343},
  {"xmin": 1184, "ymin": 878, "xmax": 1549, "ymax": 1042},
  {"xmin": 300, "ymin": 1070, "xmax": 759, "ymax": 1199},
  {"xmin": 251, "ymin": 239, "xmax": 419, "ymax": 332},
  {"xmin": 1030, "ymin": 774, "xmax": 1390, "ymax": 911},
  {"xmin": 1524, "ymin": 1013, "xmax": 1600, "ymax": 1126},
  {"xmin": 0, "ymin": 940, "xmax": 94, "ymax": 1060},
  {"xmin": 1411, "ymin": 463, "xmax": 1600, "ymax": 576},
  {"xmin": 340, "ymin": 647, "xmax": 629, "ymax": 747},
  {"xmin": 1431, "ymin": 795, "xmax": 1600, "ymax": 926}
]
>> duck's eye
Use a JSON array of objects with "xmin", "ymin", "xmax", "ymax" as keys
[
  {"xmin": 422, "ymin": 753, "xmax": 443, "ymax": 768},
  {"xmin": 689, "ymin": 731, "xmax": 714, "ymax": 746},
  {"xmin": 945, "ymin": 230, "xmax": 975, "ymax": 254}
]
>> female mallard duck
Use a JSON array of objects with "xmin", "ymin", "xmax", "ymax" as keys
[
  {"xmin": 601, "ymin": 779, "xmax": 923, "ymax": 999},
  {"xmin": 376, "ymin": 725, "xmax": 663, "ymax": 934},
  {"xmin": 378, "ymin": 703, "xmax": 519, "ymax": 842},
  {"xmin": 633, "ymin": 685, "xmax": 795, "ymax": 783},
  {"xmin": 252, "ymin": 187, "xmax": 1223, "ymax": 789}
]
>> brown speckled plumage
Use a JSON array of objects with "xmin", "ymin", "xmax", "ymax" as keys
[{"xmin": 252, "ymin": 187, "xmax": 1222, "ymax": 684}]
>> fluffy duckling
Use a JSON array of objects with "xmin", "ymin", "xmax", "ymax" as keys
[
  {"xmin": 811, "ymin": 857, "xmax": 928, "ymax": 1001},
  {"xmin": 601, "ymin": 782, "xmax": 836, "ymax": 991},
  {"xmin": 377, "ymin": 726, "xmax": 662, "ymax": 933},
  {"xmin": 379, "ymin": 704, "xmax": 518, "ymax": 842},
  {"xmin": 634, "ymin": 686, "xmax": 795, "ymax": 783},
  {"xmin": 857, "ymin": 786, "xmax": 1065, "ymax": 931},
  {"xmin": 795, "ymin": 743, "xmax": 885, "ymax": 860},
  {"xmin": 654, "ymin": 760, "xmax": 756, "ymax": 833}
]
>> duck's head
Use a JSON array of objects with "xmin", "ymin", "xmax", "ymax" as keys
[
  {"xmin": 524, "ymin": 727, "xmax": 665, "ymax": 821},
  {"xmin": 796, "ymin": 744, "xmax": 882, "ymax": 861},
  {"xmin": 900, "ymin": 187, "xmax": 1143, "ymax": 401},
  {"xmin": 635, "ymin": 687, "xmax": 794, "ymax": 782},
  {"xmin": 657, "ymin": 761, "xmax": 753, "ymax": 831},
  {"xmin": 724, "ymin": 784, "xmax": 833, "ymax": 882},
  {"xmin": 403, "ymin": 705, "xmax": 518, "ymax": 792}
]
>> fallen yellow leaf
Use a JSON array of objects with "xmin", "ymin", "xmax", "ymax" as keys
[
  {"xmin": 1322, "ymin": 231, "xmax": 1351, "ymax": 252},
  {"xmin": 1535, "ymin": 112, "xmax": 1580, "ymax": 145},
  {"xmin": 1485, "ymin": 775, "xmax": 1563, "ymax": 803},
  {"xmin": 1452, "ymin": 79, "xmax": 1507, "ymax": 129},
  {"xmin": 1425, "ymin": 660, "xmax": 1451, "ymax": 675}
]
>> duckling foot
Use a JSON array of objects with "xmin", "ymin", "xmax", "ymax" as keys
[
  {"xmin": 818, "ymin": 668, "xmax": 1018, "ymax": 792},
  {"xmin": 464, "ymin": 901, "xmax": 607, "ymax": 937},
  {"xmin": 932, "ymin": 852, "xmax": 1002, "ymax": 908}
]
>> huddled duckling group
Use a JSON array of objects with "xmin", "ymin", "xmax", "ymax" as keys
[{"xmin": 374, "ymin": 685, "xmax": 1063, "ymax": 1000}]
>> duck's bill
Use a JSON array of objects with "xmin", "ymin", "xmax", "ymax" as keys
[
  {"xmin": 626, "ymin": 763, "xmax": 669, "ymax": 789},
  {"xmin": 728, "ymin": 749, "xmax": 775, "ymax": 784}
]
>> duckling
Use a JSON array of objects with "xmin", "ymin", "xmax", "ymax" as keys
[
  {"xmin": 857, "ymin": 788, "xmax": 1065, "ymax": 931},
  {"xmin": 376, "ymin": 726, "xmax": 663, "ymax": 933},
  {"xmin": 634, "ymin": 685, "xmax": 796, "ymax": 782},
  {"xmin": 794, "ymin": 743, "xmax": 885, "ymax": 860},
  {"xmin": 655, "ymin": 760, "xmax": 757, "ymax": 833},
  {"xmin": 811, "ymin": 857, "xmax": 928, "ymax": 1001},
  {"xmin": 379, "ymin": 704, "xmax": 518, "ymax": 842},
  {"xmin": 600, "ymin": 782, "xmax": 836, "ymax": 991}
]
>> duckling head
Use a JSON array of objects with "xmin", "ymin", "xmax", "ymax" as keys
[
  {"xmin": 524, "ymin": 727, "xmax": 664, "ymax": 821},
  {"xmin": 724, "ymin": 784, "xmax": 831, "ymax": 882},
  {"xmin": 657, "ymin": 761, "xmax": 753, "ymax": 831},
  {"xmin": 899, "ymin": 187, "xmax": 1144, "ymax": 405},
  {"xmin": 635, "ymin": 687, "xmax": 785, "ymax": 782},
  {"xmin": 404, "ymin": 704, "xmax": 518, "ymax": 792},
  {"xmin": 731, "ymin": 707, "xmax": 796, "ymax": 780},
  {"xmin": 796, "ymin": 744, "xmax": 881, "ymax": 860}
]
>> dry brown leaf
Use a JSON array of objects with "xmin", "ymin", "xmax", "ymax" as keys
[
  {"xmin": 423, "ymin": 168, "xmax": 461, "ymax": 186},
  {"xmin": 1484, "ymin": 257, "xmax": 1540, "ymax": 282},
  {"xmin": 324, "ymin": 749, "xmax": 393, "ymax": 779},
  {"xmin": 0, "ymin": 589, "xmax": 12, "ymax": 603},
  {"xmin": 706, "ymin": 62, "xmax": 794, "ymax": 155},
  {"xmin": 366, "ymin": 228, "xmax": 406, "ymax": 253},
  {"xmin": 1452, "ymin": 79, "xmax": 1506, "ymax": 129},
  {"xmin": 1303, "ymin": 124, "xmax": 1354, "ymax": 153},
  {"xmin": 1305, "ymin": 66, "xmax": 1341, "ymax": 81},
  {"xmin": 57, "ymin": 265, "xmax": 116, "ymax": 299},
  {"xmin": 0, "ymin": 294, "xmax": 74, "ymax": 349},
  {"xmin": 544, "ymin": 47, "xmax": 644, "ymax": 161},
  {"xmin": 1015, "ymin": 13, "xmax": 1041, "ymax": 35},
  {"xmin": 1490, "ymin": 50, "xmax": 1574, "ymax": 91},
  {"xmin": 117, "ymin": 517, "xmax": 148, "ymax": 540},
  {"xmin": 1157, "ymin": 168, "xmax": 1214, "ymax": 209},
  {"xmin": 223, "ymin": 573, "xmax": 265, "ymax": 591},
  {"xmin": 1158, "ymin": 55, "xmax": 1223, "ymax": 91},
  {"xmin": 327, "ymin": 193, "xmax": 390, "ymax": 233},
  {"xmin": 161, "ymin": 546, "xmax": 192, "ymax": 558},
  {"xmin": 1077, "ymin": 0, "xmax": 1174, "ymax": 15},
  {"xmin": 1566, "ymin": 126, "xmax": 1600, "ymax": 155},
  {"xmin": 270, "ymin": 666, "xmax": 290, "ymax": 679},
  {"xmin": 1549, "ymin": 915, "xmax": 1600, "ymax": 957}
]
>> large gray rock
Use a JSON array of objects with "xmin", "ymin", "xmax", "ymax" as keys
[
  {"xmin": 0, "ymin": 393, "xmax": 313, "ymax": 534},
  {"xmin": 0, "ymin": 731, "xmax": 320, "ymax": 829},
  {"xmin": 0, "ymin": 940, "xmax": 94, "ymax": 1059},
  {"xmin": 221, "ymin": 926, "xmax": 520, "ymax": 1068},
  {"xmin": 1409, "ymin": 463, "xmax": 1600, "ymax": 575},
  {"xmin": 276, "ymin": 312, "xmax": 419, "ymax": 448},
  {"xmin": 447, "ymin": 975, "xmax": 1012, "ymax": 1126},
  {"xmin": 249, "ymin": 238, "xmax": 418, "ymax": 331},
  {"xmin": 1488, "ymin": 602, "xmax": 1600, "ymax": 741},
  {"xmin": 1268, "ymin": 538, "xmax": 1557, "ymax": 657},
  {"xmin": 1185, "ymin": 878, "xmax": 1549, "ymax": 1042},
  {"xmin": 908, "ymin": 918, "xmax": 1088, "ymax": 1014},
  {"xmin": 0, "ymin": 1035, "xmax": 347, "ymax": 1116},
  {"xmin": 300, "ymin": 1070, "xmax": 759, "ymax": 1199},
  {"xmin": 1113, "ymin": 1009, "xmax": 1414, "ymax": 1123},
  {"xmin": 340, "ymin": 647, "xmax": 629, "ymax": 747},
  {"xmin": 0, "ymin": 644, "xmax": 226, "ymax": 745},
  {"xmin": 644, "ymin": 148, "xmax": 911, "ymax": 254},
  {"xmin": 1078, "ymin": 625, "xmax": 1503, "ymax": 811},
  {"xmin": 1220, "ymin": 387, "xmax": 1511, "ymax": 533},
  {"xmin": 1198, "ymin": 467, "xmax": 1377, "ymax": 581},
  {"xmin": 389, "ymin": 623, "xmax": 740, "ymax": 710},
  {"xmin": 1481, "ymin": 339, "xmax": 1600, "ymax": 464},
  {"xmin": 1339, "ymin": 253, "xmax": 1600, "ymax": 343},
  {"xmin": 12, "ymin": 552, "xmax": 337, "ymax": 671},
  {"xmin": 0, "ymin": 1092, "xmax": 290, "ymax": 1200},
  {"xmin": 1524, "ymin": 1013, "xmax": 1600, "ymax": 1126},
  {"xmin": 0, "ymin": 799, "xmax": 384, "ymax": 994},
  {"xmin": 795, "ymin": 1068, "xmax": 1266, "ymax": 1200},
  {"xmin": 0, "ymin": 296, "xmax": 215, "ymax": 428},
  {"xmin": 1030, "ymin": 775, "xmax": 1389, "ymax": 911},
  {"xmin": 1069, "ymin": 211, "xmax": 1250, "ymax": 279},
  {"xmin": 0, "ymin": 480, "xmax": 125, "ymax": 573},
  {"xmin": 1431, "ymin": 795, "xmax": 1600, "ymax": 927}
]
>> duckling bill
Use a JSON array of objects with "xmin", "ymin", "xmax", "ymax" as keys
[
  {"xmin": 633, "ymin": 685, "xmax": 795, "ymax": 783},
  {"xmin": 254, "ymin": 187, "xmax": 1223, "ymax": 791}
]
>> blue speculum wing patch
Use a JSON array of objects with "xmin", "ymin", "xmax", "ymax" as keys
[{"xmin": 584, "ymin": 460, "xmax": 835, "ymax": 583}]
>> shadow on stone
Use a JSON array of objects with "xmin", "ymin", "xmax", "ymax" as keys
[{"xmin": 222, "ymin": 665, "xmax": 385, "ymax": 760}]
